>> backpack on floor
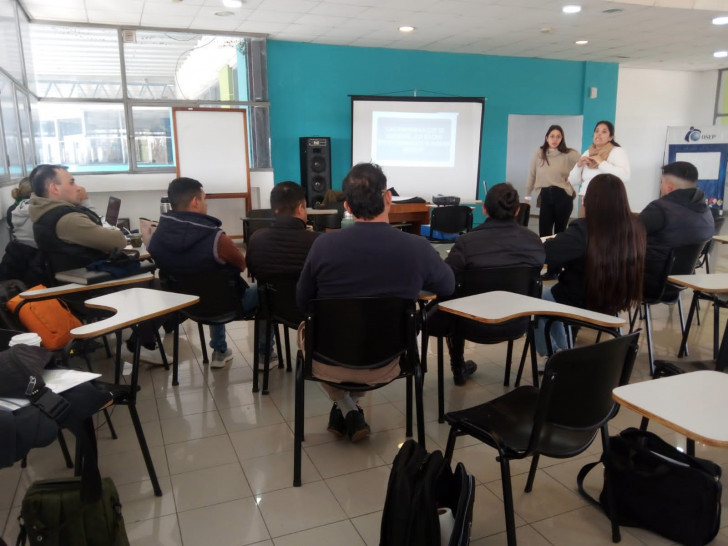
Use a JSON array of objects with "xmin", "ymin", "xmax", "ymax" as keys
[
  {"xmin": 17, "ymin": 476, "xmax": 129, "ymax": 546},
  {"xmin": 380, "ymin": 439, "xmax": 475, "ymax": 546}
]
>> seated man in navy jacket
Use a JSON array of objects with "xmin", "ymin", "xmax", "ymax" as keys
[
  {"xmin": 149, "ymin": 177, "xmax": 259, "ymax": 368},
  {"xmin": 297, "ymin": 163, "xmax": 455, "ymax": 442}
]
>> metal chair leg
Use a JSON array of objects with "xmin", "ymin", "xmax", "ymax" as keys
[
  {"xmin": 437, "ymin": 337, "xmax": 445, "ymax": 423},
  {"xmin": 198, "ymin": 322, "xmax": 209, "ymax": 363}
]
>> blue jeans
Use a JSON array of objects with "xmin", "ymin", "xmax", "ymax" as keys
[
  {"xmin": 534, "ymin": 286, "xmax": 568, "ymax": 356},
  {"xmin": 209, "ymin": 283, "xmax": 268, "ymax": 354}
]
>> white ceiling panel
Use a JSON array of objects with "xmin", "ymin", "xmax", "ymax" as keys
[{"xmin": 14, "ymin": 0, "xmax": 728, "ymax": 71}]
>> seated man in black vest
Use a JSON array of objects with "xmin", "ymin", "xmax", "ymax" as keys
[
  {"xmin": 149, "ymin": 177, "xmax": 262, "ymax": 368},
  {"xmin": 28, "ymin": 164, "xmax": 167, "ymax": 364},
  {"xmin": 639, "ymin": 161, "xmax": 714, "ymax": 290}
]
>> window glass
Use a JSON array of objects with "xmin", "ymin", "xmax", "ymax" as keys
[
  {"xmin": 0, "ymin": 73, "xmax": 22, "ymax": 176},
  {"xmin": 0, "ymin": 0, "xmax": 23, "ymax": 83},
  {"xmin": 16, "ymin": 89, "xmax": 34, "ymax": 173},
  {"xmin": 131, "ymin": 106, "xmax": 174, "ymax": 168},
  {"xmin": 0, "ymin": 108, "xmax": 6, "ymax": 178},
  {"xmin": 717, "ymin": 70, "xmax": 728, "ymax": 116},
  {"xmin": 34, "ymin": 102, "xmax": 128, "ymax": 173},
  {"xmin": 24, "ymin": 25, "xmax": 121, "ymax": 99},
  {"xmin": 124, "ymin": 31, "xmax": 249, "ymax": 101}
]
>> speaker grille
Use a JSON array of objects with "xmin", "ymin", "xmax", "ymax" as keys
[{"xmin": 300, "ymin": 137, "xmax": 331, "ymax": 207}]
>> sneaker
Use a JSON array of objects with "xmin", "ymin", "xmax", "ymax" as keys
[
  {"xmin": 452, "ymin": 360, "xmax": 478, "ymax": 386},
  {"xmin": 326, "ymin": 403, "xmax": 346, "ymax": 437},
  {"xmin": 256, "ymin": 351, "xmax": 278, "ymax": 372},
  {"xmin": 120, "ymin": 344, "xmax": 172, "ymax": 366},
  {"xmin": 211, "ymin": 348, "xmax": 233, "ymax": 368},
  {"xmin": 346, "ymin": 407, "xmax": 371, "ymax": 442}
]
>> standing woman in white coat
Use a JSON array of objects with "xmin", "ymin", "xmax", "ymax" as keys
[{"xmin": 568, "ymin": 120, "xmax": 630, "ymax": 203}]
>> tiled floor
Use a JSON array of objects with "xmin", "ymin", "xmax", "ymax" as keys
[{"xmin": 3, "ymin": 246, "xmax": 728, "ymax": 545}]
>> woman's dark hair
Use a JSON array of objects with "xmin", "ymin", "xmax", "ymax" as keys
[
  {"xmin": 539, "ymin": 125, "xmax": 573, "ymax": 164},
  {"xmin": 583, "ymin": 174, "xmax": 645, "ymax": 314},
  {"xmin": 594, "ymin": 120, "xmax": 621, "ymax": 147},
  {"xmin": 484, "ymin": 182, "xmax": 520, "ymax": 220}
]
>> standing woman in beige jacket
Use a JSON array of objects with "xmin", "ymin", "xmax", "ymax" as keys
[{"xmin": 525, "ymin": 125, "xmax": 580, "ymax": 239}]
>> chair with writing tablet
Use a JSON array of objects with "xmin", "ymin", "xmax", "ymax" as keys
[{"xmin": 428, "ymin": 205, "xmax": 473, "ymax": 242}]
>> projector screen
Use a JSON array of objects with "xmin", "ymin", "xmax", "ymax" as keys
[{"xmin": 351, "ymin": 96, "xmax": 484, "ymax": 201}]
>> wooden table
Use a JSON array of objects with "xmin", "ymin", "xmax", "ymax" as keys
[
  {"xmin": 669, "ymin": 273, "xmax": 728, "ymax": 359},
  {"xmin": 71, "ymin": 287, "xmax": 199, "ymax": 497},
  {"xmin": 389, "ymin": 202, "xmax": 430, "ymax": 234},
  {"xmin": 613, "ymin": 370, "xmax": 728, "ymax": 454},
  {"xmin": 306, "ymin": 208, "xmax": 338, "ymax": 215}
]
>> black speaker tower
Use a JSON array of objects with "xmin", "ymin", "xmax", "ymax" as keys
[{"xmin": 299, "ymin": 137, "xmax": 331, "ymax": 207}]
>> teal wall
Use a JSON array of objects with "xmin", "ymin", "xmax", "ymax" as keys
[{"xmin": 268, "ymin": 40, "xmax": 618, "ymax": 198}]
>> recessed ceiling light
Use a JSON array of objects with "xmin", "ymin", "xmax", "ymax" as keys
[
  {"xmin": 714, "ymin": 50, "xmax": 728, "ymax": 58},
  {"xmin": 215, "ymin": 10, "xmax": 234, "ymax": 16},
  {"xmin": 575, "ymin": 40, "xmax": 588, "ymax": 45},
  {"xmin": 398, "ymin": 25, "xmax": 415, "ymax": 32},
  {"xmin": 713, "ymin": 16, "xmax": 728, "ymax": 25},
  {"xmin": 540, "ymin": 27, "xmax": 552, "ymax": 33},
  {"xmin": 222, "ymin": 0, "xmax": 242, "ymax": 8},
  {"xmin": 562, "ymin": 5, "xmax": 581, "ymax": 14}
]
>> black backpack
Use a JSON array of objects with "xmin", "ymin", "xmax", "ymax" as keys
[{"xmin": 380, "ymin": 439, "xmax": 475, "ymax": 546}]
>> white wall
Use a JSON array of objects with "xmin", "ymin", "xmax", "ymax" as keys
[{"xmin": 615, "ymin": 67, "xmax": 717, "ymax": 212}]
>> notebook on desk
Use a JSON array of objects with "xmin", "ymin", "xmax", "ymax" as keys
[
  {"xmin": 55, "ymin": 260, "xmax": 156, "ymax": 285},
  {"xmin": 103, "ymin": 196, "xmax": 121, "ymax": 228}
]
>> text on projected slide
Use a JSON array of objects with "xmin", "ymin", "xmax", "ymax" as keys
[{"xmin": 372, "ymin": 112, "xmax": 458, "ymax": 167}]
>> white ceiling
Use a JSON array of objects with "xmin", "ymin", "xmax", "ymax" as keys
[{"xmin": 16, "ymin": 0, "xmax": 728, "ymax": 71}]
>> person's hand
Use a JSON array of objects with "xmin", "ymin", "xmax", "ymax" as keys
[
  {"xmin": 524, "ymin": 196, "xmax": 531, "ymax": 202},
  {"xmin": 577, "ymin": 156, "xmax": 590, "ymax": 167}
]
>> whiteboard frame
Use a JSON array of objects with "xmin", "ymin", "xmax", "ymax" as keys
[{"xmin": 172, "ymin": 107, "xmax": 252, "ymax": 213}]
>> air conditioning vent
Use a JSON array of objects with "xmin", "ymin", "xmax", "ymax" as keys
[{"xmin": 121, "ymin": 30, "xmax": 136, "ymax": 43}]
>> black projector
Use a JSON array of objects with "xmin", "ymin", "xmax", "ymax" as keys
[{"xmin": 432, "ymin": 195, "xmax": 460, "ymax": 206}]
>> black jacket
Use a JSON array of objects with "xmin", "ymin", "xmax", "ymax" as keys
[
  {"xmin": 545, "ymin": 218, "xmax": 588, "ymax": 308},
  {"xmin": 246, "ymin": 215, "xmax": 320, "ymax": 281},
  {"xmin": 445, "ymin": 218, "xmax": 545, "ymax": 273}
]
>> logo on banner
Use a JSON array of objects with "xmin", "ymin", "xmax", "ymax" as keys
[
  {"xmin": 684, "ymin": 127, "xmax": 716, "ymax": 142},
  {"xmin": 685, "ymin": 127, "xmax": 701, "ymax": 142}
]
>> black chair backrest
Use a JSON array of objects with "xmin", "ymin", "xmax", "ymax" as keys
[
  {"xmin": 431, "ymin": 206, "xmax": 473, "ymax": 236},
  {"xmin": 515, "ymin": 203, "xmax": 531, "ymax": 227},
  {"xmin": 312, "ymin": 201, "xmax": 345, "ymax": 231},
  {"xmin": 455, "ymin": 265, "xmax": 542, "ymax": 299},
  {"xmin": 536, "ymin": 332, "xmax": 639, "ymax": 437},
  {"xmin": 243, "ymin": 218, "xmax": 275, "ymax": 245},
  {"xmin": 660, "ymin": 241, "xmax": 707, "ymax": 303},
  {"xmin": 162, "ymin": 268, "xmax": 245, "ymax": 321},
  {"xmin": 247, "ymin": 208, "xmax": 274, "ymax": 219},
  {"xmin": 305, "ymin": 298, "xmax": 417, "ymax": 372},
  {"xmin": 259, "ymin": 275, "xmax": 303, "ymax": 328}
]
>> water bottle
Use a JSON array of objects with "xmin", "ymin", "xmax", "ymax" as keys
[
  {"xmin": 160, "ymin": 197, "xmax": 171, "ymax": 215},
  {"xmin": 341, "ymin": 211, "xmax": 354, "ymax": 228}
]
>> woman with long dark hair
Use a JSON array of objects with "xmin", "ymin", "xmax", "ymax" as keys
[
  {"xmin": 535, "ymin": 173, "xmax": 645, "ymax": 355},
  {"xmin": 525, "ymin": 125, "xmax": 580, "ymax": 237},
  {"xmin": 568, "ymin": 120, "xmax": 630, "ymax": 199}
]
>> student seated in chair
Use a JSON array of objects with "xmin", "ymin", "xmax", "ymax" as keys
[
  {"xmin": 28, "ymin": 164, "xmax": 169, "ymax": 364},
  {"xmin": 431, "ymin": 182, "xmax": 545, "ymax": 385},
  {"xmin": 639, "ymin": 161, "xmax": 714, "ymax": 291},
  {"xmin": 246, "ymin": 181, "xmax": 320, "ymax": 285},
  {"xmin": 148, "ymin": 177, "xmax": 263, "ymax": 368},
  {"xmin": 297, "ymin": 162, "xmax": 455, "ymax": 442}
]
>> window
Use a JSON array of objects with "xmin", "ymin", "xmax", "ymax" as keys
[
  {"xmin": 714, "ymin": 69, "xmax": 728, "ymax": 125},
  {"xmin": 24, "ymin": 24, "xmax": 270, "ymax": 174},
  {"xmin": 0, "ymin": 73, "xmax": 22, "ymax": 176},
  {"xmin": 16, "ymin": 88, "xmax": 34, "ymax": 172},
  {"xmin": 33, "ymin": 102, "xmax": 128, "ymax": 173}
]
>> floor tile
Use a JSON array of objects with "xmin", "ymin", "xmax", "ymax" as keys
[
  {"xmin": 257, "ymin": 480, "xmax": 347, "ymax": 537},
  {"xmin": 241, "ymin": 449, "xmax": 321, "ymax": 494},
  {"xmin": 171, "ymin": 462, "xmax": 252, "ymax": 512},
  {"xmin": 166, "ymin": 434, "xmax": 238, "ymax": 475},
  {"xmin": 160, "ymin": 409, "xmax": 227, "ymax": 444},
  {"xmin": 125, "ymin": 513, "xmax": 182, "ymax": 546},
  {"xmin": 178, "ymin": 497, "xmax": 270, "ymax": 545},
  {"xmin": 326, "ymin": 466, "xmax": 391, "ymax": 518},
  {"xmin": 272, "ymin": 520, "xmax": 366, "ymax": 546}
]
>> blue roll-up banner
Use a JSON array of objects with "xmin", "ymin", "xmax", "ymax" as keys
[{"xmin": 666, "ymin": 125, "xmax": 728, "ymax": 209}]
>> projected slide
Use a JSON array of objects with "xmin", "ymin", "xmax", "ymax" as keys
[
  {"xmin": 372, "ymin": 112, "xmax": 458, "ymax": 167},
  {"xmin": 352, "ymin": 96, "xmax": 484, "ymax": 201}
]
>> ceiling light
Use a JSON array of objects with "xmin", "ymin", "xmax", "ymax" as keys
[
  {"xmin": 214, "ymin": 10, "xmax": 234, "ymax": 16},
  {"xmin": 540, "ymin": 27, "xmax": 552, "ymax": 33},
  {"xmin": 562, "ymin": 5, "xmax": 581, "ymax": 14},
  {"xmin": 714, "ymin": 50, "xmax": 728, "ymax": 58},
  {"xmin": 398, "ymin": 25, "xmax": 415, "ymax": 32},
  {"xmin": 222, "ymin": 0, "xmax": 242, "ymax": 7},
  {"xmin": 575, "ymin": 40, "xmax": 588, "ymax": 45},
  {"xmin": 713, "ymin": 16, "xmax": 728, "ymax": 25}
]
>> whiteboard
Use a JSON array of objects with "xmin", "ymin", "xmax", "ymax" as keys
[{"xmin": 172, "ymin": 108, "xmax": 251, "ymax": 198}]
